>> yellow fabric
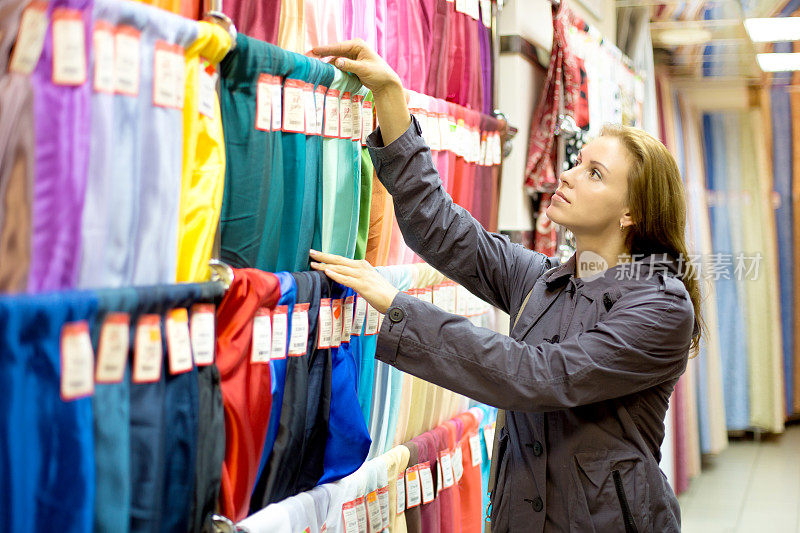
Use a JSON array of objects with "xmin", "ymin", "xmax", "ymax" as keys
[
  {"xmin": 176, "ymin": 22, "xmax": 231, "ymax": 282},
  {"xmin": 277, "ymin": 0, "xmax": 305, "ymax": 53},
  {"xmin": 132, "ymin": 0, "xmax": 199, "ymax": 18},
  {"xmin": 382, "ymin": 445, "xmax": 411, "ymax": 533}
]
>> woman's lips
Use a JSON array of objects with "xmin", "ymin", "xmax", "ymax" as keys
[{"xmin": 553, "ymin": 190, "xmax": 571, "ymax": 204}]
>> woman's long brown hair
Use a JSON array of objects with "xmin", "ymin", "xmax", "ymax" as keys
[{"xmin": 600, "ymin": 124, "xmax": 704, "ymax": 355}]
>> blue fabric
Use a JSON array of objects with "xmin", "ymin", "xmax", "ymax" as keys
[
  {"xmin": 319, "ymin": 284, "xmax": 371, "ymax": 484},
  {"xmin": 0, "ymin": 290, "xmax": 98, "ymax": 533},
  {"xmin": 477, "ymin": 405, "xmax": 497, "ymax": 533},
  {"xmin": 703, "ymin": 113, "xmax": 750, "ymax": 430}
]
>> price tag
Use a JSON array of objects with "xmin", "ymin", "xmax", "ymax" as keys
[
  {"xmin": 153, "ymin": 41, "xmax": 181, "ymax": 108},
  {"xmin": 438, "ymin": 115, "xmax": 450, "ymax": 152},
  {"xmin": 166, "ymin": 308, "xmax": 193, "ymax": 374},
  {"xmin": 198, "ymin": 58, "xmax": 218, "ymax": 118},
  {"xmin": 331, "ymin": 299, "xmax": 343, "ymax": 347},
  {"xmin": 95, "ymin": 312, "xmax": 130, "ymax": 383},
  {"xmin": 439, "ymin": 450, "xmax": 455, "ymax": 489},
  {"xmin": 342, "ymin": 295, "xmax": 355, "ymax": 342},
  {"xmin": 377, "ymin": 485, "xmax": 390, "ymax": 529},
  {"xmin": 351, "ymin": 94, "xmax": 363, "ymax": 142},
  {"xmin": 342, "ymin": 500, "xmax": 359, "ymax": 533},
  {"xmin": 52, "ymin": 8, "xmax": 87, "ymax": 86},
  {"xmin": 313, "ymin": 85, "xmax": 326, "ymax": 136},
  {"xmin": 352, "ymin": 295, "xmax": 367, "ymax": 336},
  {"xmin": 419, "ymin": 463, "xmax": 435, "ymax": 504},
  {"xmin": 92, "ymin": 22, "xmax": 115, "ymax": 94},
  {"xmin": 467, "ymin": 0, "xmax": 480, "ymax": 20},
  {"xmin": 270, "ymin": 305, "xmax": 288, "ymax": 360},
  {"xmin": 303, "ymin": 82, "xmax": 316, "ymax": 135},
  {"xmin": 271, "ymin": 78, "xmax": 282, "ymax": 131},
  {"xmin": 452, "ymin": 446, "xmax": 464, "ymax": 482},
  {"xmin": 484, "ymin": 423, "xmax": 496, "ymax": 459},
  {"xmin": 396, "ymin": 473, "xmax": 406, "ymax": 514},
  {"xmin": 61, "ymin": 321, "xmax": 95, "ymax": 400},
  {"xmin": 190, "ymin": 304, "xmax": 215, "ymax": 365},
  {"xmin": 288, "ymin": 303, "xmax": 309, "ymax": 356},
  {"xmin": 366, "ymin": 490, "xmax": 382, "ymax": 533},
  {"xmin": 340, "ymin": 92, "xmax": 353, "ymax": 139},
  {"xmin": 133, "ymin": 315, "xmax": 162, "ymax": 383},
  {"xmin": 323, "ymin": 89, "xmax": 340, "ymax": 138},
  {"xmin": 456, "ymin": 286, "xmax": 469, "ymax": 316},
  {"xmin": 405, "ymin": 466, "xmax": 422, "ymax": 509},
  {"xmin": 469, "ymin": 432, "xmax": 483, "ymax": 467},
  {"xmin": 481, "ymin": 0, "xmax": 492, "ymax": 28},
  {"xmin": 255, "ymin": 73, "xmax": 273, "ymax": 131},
  {"xmin": 432, "ymin": 284, "xmax": 444, "ymax": 309},
  {"xmin": 282, "ymin": 78, "xmax": 305, "ymax": 133},
  {"xmin": 354, "ymin": 496, "xmax": 368, "ymax": 533},
  {"xmin": 251, "ymin": 307, "xmax": 272, "ymax": 363},
  {"xmin": 114, "ymin": 26, "xmax": 140, "ymax": 96},
  {"xmin": 428, "ymin": 112, "xmax": 442, "ymax": 151},
  {"xmin": 317, "ymin": 298, "xmax": 333, "ymax": 349},
  {"xmin": 361, "ymin": 101, "xmax": 374, "ymax": 146},
  {"xmin": 364, "ymin": 302, "xmax": 380, "ymax": 335},
  {"xmin": 8, "ymin": 1, "xmax": 48, "ymax": 75},
  {"xmin": 455, "ymin": 0, "xmax": 468, "ymax": 14},
  {"xmin": 493, "ymin": 132, "xmax": 503, "ymax": 165}
]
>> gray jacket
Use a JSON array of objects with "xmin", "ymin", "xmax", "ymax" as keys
[{"xmin": 366, "ymin": 117, "xmax": 696, "ymax": 532}]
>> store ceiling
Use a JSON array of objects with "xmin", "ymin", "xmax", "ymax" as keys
[{"xmin": 617, "ymin": 0, "xmax": 796, "ymax": 80}]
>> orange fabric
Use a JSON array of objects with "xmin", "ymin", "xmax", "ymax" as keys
[
  {"xmin": 455, "ymin": 412, "xmax": 482, "ymax": 533},
  {"xmin": 133, "ymin": 0, "xmax": 200, "ymax": 18},
  {"xmin": 216, "ymin": 269, "xmax": 281, "ymax": 521},
  {"xmin": 366, "ymin": 172, "xmax": 394, "ymax": 267}
]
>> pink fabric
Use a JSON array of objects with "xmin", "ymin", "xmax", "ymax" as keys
[{"xmin": 225, "ymin": 0, "xmax": 281, "ymax": 45}]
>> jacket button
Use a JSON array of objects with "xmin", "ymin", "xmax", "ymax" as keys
[
  {"xmin": 388, "ymin": 307, "xmax": 405, "ymax": 323},
  {"xmin": 532, "ymin": 441, "xmax": 543, "ymax": 456},
  {"xmin": 532, "ymin": 496, "xmax": 543, "ymax": 512}
]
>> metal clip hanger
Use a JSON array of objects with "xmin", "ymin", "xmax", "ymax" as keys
[
  {"xmin": 203, "ymin": 0, "xmax": 237, "ymax": 51},
  {"xmin": 209, "ymin": 259, "xmax": 235, "ymax": 291}
]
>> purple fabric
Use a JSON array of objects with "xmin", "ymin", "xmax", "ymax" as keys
[
  {"xmin": 478, "ymin": 15, "xmax": 493, "ymax": 114},
  {"xmin": 29, "ymin": 0, "xmax": 93, "ymax": 292}
]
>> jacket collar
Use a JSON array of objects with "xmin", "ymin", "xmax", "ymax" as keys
[{"xmin": 545, "ymin": 252, "xmax": 682, "ymax": 289}]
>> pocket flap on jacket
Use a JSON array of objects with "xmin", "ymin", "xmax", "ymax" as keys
[{"xmin": 574, "ymin": 450, "xmax": 641, "ymax": 488}]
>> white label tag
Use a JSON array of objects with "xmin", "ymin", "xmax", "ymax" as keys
[
  {"xmin": 282, "ymin": 78, "xmax": 305, "ymax": 133},
  {"xmin": 153, "ymin": 41, "xmax": 178, "ymax": 108},
  {"xmin": 92, "ymin": 23, "xmax": 115, "ymax": 94},
  {"xmin": 318, "ymin": 298, "xmax": 333, "ymax": 349},
  {"xmin": 438, "ymin": 115, "xmax": 450, "ymax": 152},
  {"xmin": 469, "ymin": 433, "xmax": 483, "ymax": 467},
  {"xmin": 455, "ymin": 0, "xmax": 468, "ymax": 14},
  {"xmin": 255, "ymin": 73, "xmax": 273, "ymax": 131},
  {"xmin": 114, "ymin": 26, "xmax": 140, "ymax": 96},
  {"xmin": 405, "ymin": 466, "xmax": 422, "ymax": 509},
  {"xmin": 353, "ymin": 295, "xmax": 367, "ymax": 336},
  {"xmin": 271, "ymin": 80, "xmax": 282, "ymax": 131},
  {"xmin": 190, "ymin": 304, "xmax": 215, "ymax": 365},
  {"xmin": 364, "ymin": 302, "xmax": 380, "ymax": 335},
  {"xmin": 96, "ymin": 313, "xmax": 129, "ymax": 383},
  {"xmin": 453, "ymin": 446, "xmax": 464, "ymax": 482},
  {"xmin": 494, "ymin": 132, "xmax": 503, "ymax": 165},
  {"xmin": 166, "ymin": 308, "xmax": 193, "ymax": 375},
  {"xmin": 343, "ymin": 295, "xmax": 354, "ymax": 342},
  {"xmin": 198, "ymin": 58, "xmax": 218, "ymax": 118},
  {"xmin": 468, "ymin": 0, "xmax": 480, "ymax": 20},
  {"xmin": 340, "ymin": 92, "xmax": 354, "ymax": 139},
  {"xmin": 313, "ymin": 86, "xmax": 326, "ymax": 136},
  {"xmin": 251, "ymin": 307, "xmax": 272, "ymax": 363},
  {"xmin": 351, "ymin": 95, "xmax": 363, "ymax": 142},
  {"xmin": 288, "ymin": 303, "xmax": 309, "ymax": 356},
  {"xmin": 361, "ymin": 101, "xmax": 374, "ymax": 145},
  {"xmin": 323, "ymin": 89, "xmax": 340, "ymax": 138},
  {"xmin": 9, "ymin": 1, "xmax": 48, "ymax": 75},
  {"xmin": 480, "ymin": 0, "xmax": 492, "ymax": 27},
  {"xmin": 432, "ymin": 285, "xmax": 444, "ymax": 309},
  {"xmin": 342, "ymin": 500, "xmax": 359, "ymax": 533},
  {"xmin": 61, "ymin": 321, "xmax": 95, "ymax": 400},
  {"xmin": 331, "ymin": 299, "xmax": 343, "ymax": 347},
  {"xmin": 440, "ymin": 451, "xmax": 455, "ymax": 488},
  {"xmin": 133, "ymin": 315, "xmax": 162, "ymax": 383},
  {"xmin": 366, "ymin": 490, "xmax": 382, "ymax": 533},
  {"xmin": 456, "ymin": 286, "xmax": 469, "ymax": 316},
  {"xmin": 428, "ymin": 112, "xmax": 442, "ymax": 151},
  {"xmin": 270, "ymin": 306, "xmax": 288, "ymax": 360},
  {"xmin": 52, "ymin": 8, "xmax": 87, "ymax": 86},
  {"xmin": 396, "ymin": 473, "xmax": 406, "ymax": 514},
  {"xmin": 419, "ymin": 463, "xmax": 435, "ymax": 504},
  {"xmin": 378, "ymin": 485, "xmax": 390, "ymax": 529},
  {"xmin": 484, "ymin": 423, "xmax": 496, "ymax": 459},
  {"xmin": 303, "ymin": 82, "xmax": 316, "ymax": 135},
  {"xmin": 354, "ymin": 496, "xmax": 368, "ymax": 533}
]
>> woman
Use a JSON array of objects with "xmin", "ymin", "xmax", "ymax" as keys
[{"xmin": 309, "ymin": 40, "xmax": 701, "ymax": 533}]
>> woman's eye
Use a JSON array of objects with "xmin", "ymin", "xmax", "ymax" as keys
[{"xmin": 590, "ymin": 168, "xmax": 602, "ymax": 180}]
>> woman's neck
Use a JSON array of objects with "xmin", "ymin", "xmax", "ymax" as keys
[{"xmin": 573, "ymin": 234, "xmax": 631, "ymax": 279}]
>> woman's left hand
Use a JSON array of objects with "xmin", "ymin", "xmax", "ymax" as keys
[{"xmin": 309, "ymin": 250, "xmax": 400, "ymax": 314}]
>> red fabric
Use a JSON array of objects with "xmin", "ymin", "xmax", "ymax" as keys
[
  {"xmin": 524, "ymin": 3, "xmax": 582, "ymax": 193},
  {"xmin": 455, "ymin": 412, "xmax": 482, "ymax": 533},
  {"xmin": 534, "ymin": 194, "xmax": 557, "ymax": 256},
  {"xmin": 438, "ymin": 421, "xmax": 462, "ymax": 533},
  {"xmin": 224, "ymin": 0, "xmax": 282, "ymax": 45},
  {"xmin": 216, "ymin": 269, "xmax": 281, "ymax": 521}
]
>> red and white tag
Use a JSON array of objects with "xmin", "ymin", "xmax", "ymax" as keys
[
  {"xmin": 166, "ymin": 308, "xmax": 193, "ymax": 375},
  {"xmin": 364, "ymin": 302, "xmax": 380, "ymax": 335},
  {"xmin": 331, "ymin": 299, "xmax": 343, "ymax": 347},
  {"xmin": 270, "ymin": 305, "xmax": 288, "ymax": 360},
  {"xmin": 340, "ymin": 92, "xmax": 354, "ymax": 139},
  {"xmin": 282, "ymin": 78, "xmax": 305, "ymax": 133},
  {"xmin": 153, "ymin": 41, "xmax": 184, "ymax": 109},
  {"xmin": 351, "ymin": 94, "xmax": 363, "ymax": 142},
  {"xmin": 354, "ymin": 496, "xmax": 368, "ymax": 533},
  {"xmin": 251, "ymin": 307, "xmax": 272, "ymax": 363},
  {"xmin": 96, "ymin": 313, "xmax": 130, "ymax": 383},
  {"xmin": 396, "ymin": 473, "xmax": 407, "ymax": 514},
  {"xmin": 52, "ymin": 8, "xmax": 87, "ymax": 86},
  {"xmin": 439, "ymin": 450, "xmax": 455, "ymax": 489},
  {"xmin": 361, "ymin": 100, "xmax": 374, "ymax": 146},
  {"xmin": 405, "ymin": 466, "xmax": 422, "ymax": 509},
  {"xmin": 288, "ymin": 303, "xmax": 309, "ymax": 356},
  {"xmin": 8, "ymin": 1, "xmax": 48, "ymax": 75},
  {"xmin": 377, "ymin": 485, "xmax": 390, "ymax": 529},
  {"xmin": 323, "ymin": 89, "xmax": 340, "ymax": 138},
  {"xmin": 366, "ymin": 490, "xmax": 382, "ymax": 533},
  {"xmin": 342, "ymin": 500, "xmax": 359, "ymax": 533},
  {"xmin": 317, "ymin": 298, "xmax": 333, "ymax": 349},
  {"xmin": 198, "ymin": 58, "xmax": 218, "ymax": 118},
  {"xmin": 419, "ymin": 462, "xmax": 435, "ymax": 504},
  {"xmin": 453, "ymin": 445, "xmax": 464, "ymax": 482},
  {"xmin": 469, "ymin": 432, "xmax": 483, "ymax": 467},
  {"xmin": 255, "ymin": 73, "xmax": 274, "ymax": 131},
  {"xmin": 342, "ymin": 295, "xmax": 355, "ymax": 342},
  {"xmin": 61, "ymin": 321, "xmax": 95, "ymax": 400},
  {"xmin": 303, "ymin": 82, "xmax": 317, "ymax": 135},
  {"xmin": 92, "ymin": 22, "xmax": 115, "ymax": 94},
  {"xmin": 313, "ymin": 85, "xmax": 326, "ymax": 136},
  {"xmin": 133, "ymin": 315, "xmax": 162, "ymax": 383},
  {"xmin": 352, "ymin": 295, "xmax": 367, "ymax": 336},
  {"xmin": 114, "ymin": 25, "xmax": 140, "ymax": 96},
  {"xmin": 190, "ymin": 304, "xmax": 215, "ymax": 366}
]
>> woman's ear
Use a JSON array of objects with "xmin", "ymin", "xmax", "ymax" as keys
[{"xmin": 620, "ymin": 210, "xmax": 634, "ymax": 229}]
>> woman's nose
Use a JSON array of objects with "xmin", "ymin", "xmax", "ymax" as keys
[{"xmin": 558, "ymin": 169, "xmax": 573, "ymax": 188}]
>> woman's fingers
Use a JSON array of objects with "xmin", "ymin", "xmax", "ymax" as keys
[
  {"xmin": 309, "ymin": 249, "xmax": 358, "ymax": 267},
  {"xmin": 311, "ymin": 39, "xmax": 366, "ymax": 61}
]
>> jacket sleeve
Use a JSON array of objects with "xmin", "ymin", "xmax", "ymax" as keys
[
  {"xmin": 376, "ymin": 288, "xmax": 695, "ymax": 412},
  {"xmin": 366, "ymin": 117, "xmax": 549, "ymax": 315}
]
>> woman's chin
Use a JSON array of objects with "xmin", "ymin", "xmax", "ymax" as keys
[{"xmin": 545, "ymin": 204, "xmax": 565, "ymax": 225}]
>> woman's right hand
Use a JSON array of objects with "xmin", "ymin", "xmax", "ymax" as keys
[{"xmin": 310, "ymin": 39, "xmax": 402, "ymax": 98}]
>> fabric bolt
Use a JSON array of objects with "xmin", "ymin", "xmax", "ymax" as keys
[
  {"xmin": 176, "ymin": 22, "xmax": 232, "ymax": 283},
  {"xmin": 434, "ymin": 423, "xmax": 459, "ymax": 533},
  {"xmin": 0, "ymin": 291, "xmax": 97, "ymax": 532},
  {"xmin": 277, "ymin": 0, "xmax": 305, "ymax": 53},
  {"xmin": 413, "ymin": 432, "xmax": 441, "ymax": 533},
  {"xmin": 28, "ymin": 0, "xmax": 93, "ymax": 292},
  {"xmin": 365, "ymin": 174, "xmax": 394, "ymax": 266},
  {"xmin": 355, "ymin": 93, "xmax": 375, "ymax": 261},
  {"xmin": 457, "ymin": 410, "xmax": 483, "ymax": 533},
  {"xmin": 402, "ymin": 440, "xmax": 421, "ymax": 533},
  {"xmin": 237, "ymin": 503, "xmax": 292, "ymax": 533},
  {"xmin": 216, "ymin": 269, "xmax": 281, "ymax": 522},
  {"xmin": 384, "ymin": 445, "xmax": 411, "ymax": 533},
  {"xmin": 133, "ymin": 0, "xmax": 200, "ymax": 18},
  {"xmin": 223, "ymin": 0, "xmax": 281, "ymax": 45},
  {"xmin": 304, "ymin": 487, "xmax": 331, "ymax": 530}
]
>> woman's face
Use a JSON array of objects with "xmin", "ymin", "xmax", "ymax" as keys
[{"xmin": 545, "ymin": 135, "xmax": 633, "ymax": 236}]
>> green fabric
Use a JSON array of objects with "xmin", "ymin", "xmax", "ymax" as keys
[{"xmin": 354, "ymin": 92, "xmax": 374, "ymax": 261}]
